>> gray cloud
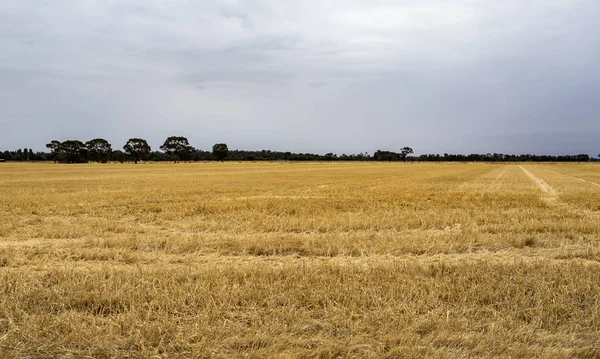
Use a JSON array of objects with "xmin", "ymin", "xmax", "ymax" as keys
[
  {"xmin": 1, "ymin": 0, "xmax": 599, "ymax": 155},
  {"xmin": 310, "ymin": 82, "xmax": 327, "ymax": 88}
]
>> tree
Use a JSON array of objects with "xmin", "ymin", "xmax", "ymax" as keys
[
  {"xmin": 160, "ymin": 136, "xmax": 195, "ymax": 162},
  {"xmin": 373, "ymin": 150, "xmax": 398, "ymax": 161},
  {"xmin": 60, "ymin": 140, "xmax": 87, "ymax": 163},
  {"xmin": 46, "ymin": 140, "xmax": 62, "ymax": 163},
  {"xmin": 111, "ymin": 150, "xmax": 126, "ymax": 163},
  {"xmin": 212, "ymin": 143, "xmax": 229, "ymax": 161},
  {"xmin": 123, "ymin": 138, "xmax": 151, "ymax": 164},
  {"xmin": 86, "ymin": 138, "xmax": 112, "ymax": 163},
  {"xmin": 399, "ymin": 147, "xmax": 414, "ymax": 162}
]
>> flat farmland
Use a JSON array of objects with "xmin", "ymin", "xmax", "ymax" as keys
[{"xmin": 1, "ymin": 162, "xmax": 599, "ymax": 358}]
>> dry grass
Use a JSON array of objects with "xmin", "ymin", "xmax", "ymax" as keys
[{"xmin": 1, "ymin": 162, "xmax": 599, "ymax": 358}]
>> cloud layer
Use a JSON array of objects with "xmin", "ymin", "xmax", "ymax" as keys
[{"xmin": 1, "ymin": 0, "xmax": 599, "ymax": 154}]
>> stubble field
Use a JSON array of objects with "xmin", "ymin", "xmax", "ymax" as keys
[{"xmin": 1, "ymin": 162, "xmax": 599, "ymax": 358}]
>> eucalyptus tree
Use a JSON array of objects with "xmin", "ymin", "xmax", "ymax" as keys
[
  {"xmin": 45, "ymin": 140, "xmax": 62, "ymax": 163},
  {"xmin": 399, "ymin": 147, "xmax": 414, "ymax": 162},
  {"xmin": 160, "ymin": 136, "xmax": 195, "ymax": 162},
  {"xmin": 123, "ymin": 138, "xmax": 151, "ymax": 164},
  {"xmin": 60, "ymin": 140, "xmax": 87, "ymax": 163},
  {"xmin": 212, "ymin": 143, "xmax": 229, "ymax": 161},
  {"xmin": 86, "ymin": 138, "xmax": 112, "ymax": 163}
]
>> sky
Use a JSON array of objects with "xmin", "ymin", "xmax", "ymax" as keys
[{"xmin": 1, "ymin": 0, "xmax": 599, "ymax": 155}]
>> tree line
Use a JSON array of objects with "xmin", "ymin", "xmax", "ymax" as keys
[
  {"xmin": 40, "ymin": 137, "xmax": 229, "ymax": 163},
  {"xmin": 0, "ymin": 137, "xmax": 597, "ymax": 163}
]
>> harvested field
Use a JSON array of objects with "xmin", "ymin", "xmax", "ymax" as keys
[{"xmin": 1, "ymin": 162, "xmax": 599, "ymax": 358}]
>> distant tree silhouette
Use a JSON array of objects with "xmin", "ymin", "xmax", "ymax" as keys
[
  {"xmin": 400, "ymin": 147, "xmax": 414, "ymax": 162},
  {"xmin": 160, "ymin": 136, "xmax": 195, "ymax": 162},
  {"xmin": 60, "ymin": 140, "xmax": 87, "ymax": 163},
  {"xmin": 8, "ymin": 140, "xmax": 598, "ymax": 163},
  {"xmin": 373, "ymin": 150, "xmax": 398, "ymax": 161},
  {"xmin": 123, "ymin": 138, "xmax": 151, "ymax": 164},
  {"xmin": 46, "ymin": 140, "xmax": 62, "ymax": 163},
  {"xmin": 111, "ymin": 150, "xmax": 126, "ymax": 163},
  {"xmin": 212, "ymin": 143, "xmax": 229, "ymax": 161},
  {"xmin": 86, "ymin": 138, "xmax": 112, "ymax": 163},
  {"xmin": 12, "ymin": 149, "xmax": 23, "ymax": 161}
]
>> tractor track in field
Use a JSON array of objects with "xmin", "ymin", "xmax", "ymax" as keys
[
  {"xmin": 519, "ymin": 165, "xmax": 557, "ymax": 200},
  {"xmin": 544, "ymin": 169, "xmax": 600, "ymax": 188},
  {"xmin": 520, "ymin": 165, "xmax": 600, "ymax": 221},
  {"xmin": 486, "ymin": 165, "xmax": 509, "ymax": 191}
]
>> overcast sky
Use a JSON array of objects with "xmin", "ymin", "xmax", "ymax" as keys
[{"xmin": 1, "ymin": 0, "xmax": 599, "ymax": 155}]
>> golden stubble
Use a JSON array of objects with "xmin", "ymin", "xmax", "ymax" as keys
[{"xmin": 1, "ymin": 162, "xmax": 599, "ymax": 358}]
